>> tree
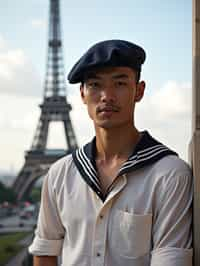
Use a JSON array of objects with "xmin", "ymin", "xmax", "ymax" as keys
[{"xmin": 0, "ymin": 182, "xmax": 17, "ymax": 203}]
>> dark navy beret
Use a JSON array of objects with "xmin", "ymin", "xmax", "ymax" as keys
[{"xmin": 67, "ymin": 39, "xmax": 146, "ymax": 84}]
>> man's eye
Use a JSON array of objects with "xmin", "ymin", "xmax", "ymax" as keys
[
  {"xmin": 117, "ymin": 81, "xmax": 127, "ymax": 86},
  {"xmin": 88, "ymin": 82, "xmax": 100, "ymax": 88}
]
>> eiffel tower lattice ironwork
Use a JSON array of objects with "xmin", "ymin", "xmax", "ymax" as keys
[{"xmin": 13, "ymin": 0, "xmax": 78, "ymax": 200}]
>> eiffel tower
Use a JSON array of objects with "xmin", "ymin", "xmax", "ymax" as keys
[{"xmin": 13, "ymin": 0, "xmax": 78, "ymax": 200}]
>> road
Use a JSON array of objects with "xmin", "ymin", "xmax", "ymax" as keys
[{"xmin": 0, "ymin": 214, "xmax": 37, "ymax": 233}]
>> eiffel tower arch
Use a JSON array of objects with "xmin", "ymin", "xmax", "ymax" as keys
[{"xmin": 13, "ymin": 0, "xmax": 78, "ymax": 200}]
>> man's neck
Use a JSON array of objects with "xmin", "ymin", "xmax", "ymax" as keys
[{"xmin": 95, "ymin": 125, "xmax": 141, "ymax": 162}]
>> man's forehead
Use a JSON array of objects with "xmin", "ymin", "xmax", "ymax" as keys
[{"xmin": 84, "ymin": 66, "xmax": 136, "ymax": 80}]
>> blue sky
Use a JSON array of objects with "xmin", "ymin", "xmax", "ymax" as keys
[
  {"xmin": 1, "ymin": 0, "xmax": 192, "ymax": 91},
  {"xmin": 0, "ymin": 0, "xmax": 192, "ymax": 172}
]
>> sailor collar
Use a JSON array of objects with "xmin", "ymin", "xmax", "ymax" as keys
[{"xmin": 72, "ymin": 131, "xmax": 178, "ymax": 201}]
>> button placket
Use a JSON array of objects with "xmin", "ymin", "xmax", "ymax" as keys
[
  {"xmin": 92, "ymin": 176, "xmax": 127, "ymax": 266},
  {"xmin": 93, "ymin": 203, "xmax": 111, "ymax": 266}
]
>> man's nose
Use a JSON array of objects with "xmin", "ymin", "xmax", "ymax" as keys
[{"xmin": 100, "ymin": 85, "xmax": 116, "ymax": 102}]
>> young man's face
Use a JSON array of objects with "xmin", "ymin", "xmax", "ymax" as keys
[{"xmin": 80, "ymin": 66, "xmax": 145, "ymax": 130}]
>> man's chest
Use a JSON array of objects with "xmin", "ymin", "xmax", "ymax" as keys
[
  {"xmin": 57, "ymin": 166, "xmax": 156, "ymax": 224},
  {"xmin": 57, "ymin": 171, "xmax": 154, "ymax": 264}
]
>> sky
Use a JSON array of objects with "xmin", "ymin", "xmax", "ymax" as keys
[{"xmin": 0, "ymin": 0, "xmax": 192, "ymax": 174}]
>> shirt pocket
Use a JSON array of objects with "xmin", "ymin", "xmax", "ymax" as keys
[{"xmin": 110, "ymin": 209, "xmax": 152, "ymax": 258}]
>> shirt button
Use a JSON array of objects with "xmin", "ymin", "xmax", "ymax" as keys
[
  {"xmin": 100, "ymin": 214, "xmax": 104, "ymax": 219},
  {"xmin": 96, "ymin": 252, "xmax": 101, "ymax": 257}
]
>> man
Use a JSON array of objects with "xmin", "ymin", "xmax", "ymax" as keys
[{"xmin": 29, "ymin": 40, "xmax": 193, "ymax": 266}]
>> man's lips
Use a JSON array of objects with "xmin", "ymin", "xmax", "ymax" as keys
[{"xmin": 97, "ymin": 105, "xmax": 120, "ymax": 113}]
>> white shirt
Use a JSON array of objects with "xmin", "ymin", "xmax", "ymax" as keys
[{"xmin": 29, "ymin": 131, "xmax": 193, "ymax": 266}]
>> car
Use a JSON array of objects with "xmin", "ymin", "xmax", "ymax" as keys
[{"xmin": 19, "ymin": 205, "xmax": 36, "ymax": 220}]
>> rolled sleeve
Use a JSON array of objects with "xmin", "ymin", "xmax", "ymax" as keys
[
  {"xmin": 29, "ymin": 235, "xmax": 63, "ymax": 256},
  {"xmin": 151, "ymin": 247, "xmax": 192, "ymax": 266},
  {"xmin": 29, "ymin": 169, "xmax": 65, "ymax": 256}
]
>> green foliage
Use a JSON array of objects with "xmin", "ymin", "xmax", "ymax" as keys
[
  {"xmin": 29, "ymin": 187, "xmax": 41, "ymax": 203},
  {"xmin": 0, "ymin": 182, "xmax": 17, "ymax": 203},
  {"xmin": 0, "ymin": 232, "xmax": 30, "ymax": 265}
]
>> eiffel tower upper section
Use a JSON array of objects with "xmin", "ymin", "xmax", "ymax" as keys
[
  {"xmin": 44, "ymin": 0, "xmax": 66, "ymax": 99},
  {"xmin": 31, "ymin": 0, "xmax": 77, "ymax": 152}
]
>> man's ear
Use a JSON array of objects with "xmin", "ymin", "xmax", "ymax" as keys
[
  {"xmin": 134, "ymin": 81, "xmax": 145, "ymax": 102},
  {"xmin": 80, "ymin": 84, "xmax": 86, "ymax": 104}
]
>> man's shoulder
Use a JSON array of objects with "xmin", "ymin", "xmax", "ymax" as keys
[
  {"xmin": 155, "ymin": 154, "xmax": 191, "ymax": 172},
  {"xmin": 50, "ymin": 153, "xmax": 74, "ymax": 172},
  {"xmin": 152, "ymin": 154, "xmax": 192, "ymax": 182},
  {"xmin": 46, "ymin": 153, "xmax": 76, "ymax": 186}
]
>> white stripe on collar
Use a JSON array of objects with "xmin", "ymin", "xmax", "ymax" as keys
[
  {"xmin": 76, "ymin": 149, "xmax": 101, "ymax": 191},
  {"xmin": 123, "ymin": 145, "xmax": 168, "ymax": 166},
  {"xmin": 119, "ymin": 147, "xmax": 170, "ymax": 172}
]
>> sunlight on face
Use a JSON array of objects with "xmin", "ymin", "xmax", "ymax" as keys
[{"xmin": 80, "ymin": 66, "xmax": 145, "ymax": 130}]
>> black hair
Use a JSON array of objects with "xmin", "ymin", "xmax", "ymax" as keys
[{"xmin": 135, "ymin": 70, "xmax": 141, "ymax": 84}]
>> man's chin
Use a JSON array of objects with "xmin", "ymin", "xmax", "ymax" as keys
[{"xmin": 94, "ymin": 120, "xmax": 120, "ymax": 129}]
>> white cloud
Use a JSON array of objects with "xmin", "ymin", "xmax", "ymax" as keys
[
  {"xmin": 31, "ymin": 19, "xmax": 46, "ymax": 29},
  {"xmin": 0, "ymin": 34, "xmax": 7, "ymax": 51},
  {"xmin": 136, "ymin": 81, "xmax": 192, "ymax": 161},
  {"xmin": 0, "ymin": 93, "xmax": 40, "ymax": 173},
  {"xmin": 0, "ymin": 36, "xmax": 42, "ymax": 97}
]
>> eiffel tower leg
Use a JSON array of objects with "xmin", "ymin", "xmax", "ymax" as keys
[
  {"xmin": 63, "ymin": 116, "xmax": 78, "ymax": 150},
  {"xmin": 13, "ymin": 165, "xmax": 31, "ymax": 198},
  {"xmin": 32, "ymin": 114, "xmax": 50, "ymax": 150},
  {"xmin": 13, "ymin": 162, "xmax": 47, "ymax": 201}
]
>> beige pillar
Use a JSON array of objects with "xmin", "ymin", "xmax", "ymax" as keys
[{"xmin": 191, "ymin": 0, "xmax": 200, "ymax": 265}]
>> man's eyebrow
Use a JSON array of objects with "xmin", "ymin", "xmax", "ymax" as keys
[{"xmin": 112, "ymin": 74, "xmax": 129, "ymax": 79}]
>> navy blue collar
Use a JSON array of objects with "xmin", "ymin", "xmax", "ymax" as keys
[{"xmin": 72, "ymin": 131, "xmax": 178, "ymax": 201}]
